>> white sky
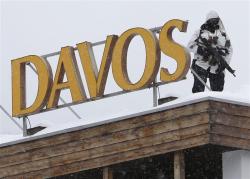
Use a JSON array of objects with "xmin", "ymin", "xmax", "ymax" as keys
[{"xmin": 0, "ymin": 0, "xmax": 250, "ymax": 135}]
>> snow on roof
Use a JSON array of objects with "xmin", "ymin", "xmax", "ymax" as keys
[{"xmin": 0, "ymin": 89, "xmax": 249, "ymax": 148}]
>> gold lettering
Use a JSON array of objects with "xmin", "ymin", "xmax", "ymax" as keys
[
  {"xmin": 112, "ymin": 28, "xmax": 160, "ymax": 91},
  {"xmin": 47, "ymin": 46, "xmax": 86, "ymax": 108},
  {"xmin": 77, "ymin": 35, "xmax": 118, "ymax": 98},
  {"xmin": 11, "ymin": 19, "xmax": 192, "ymax": 117},
  {"xmin": 12, "ymin": 55, "xmax": 52, "ymax": 117},
  {"xmin": 159, "ymin": 19, "xmax": 191, "ymax": 82}
]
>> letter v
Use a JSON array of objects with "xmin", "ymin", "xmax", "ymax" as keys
[{"xmin": 77, "ymin": 35, "xmax": 118, "ymax": 98}]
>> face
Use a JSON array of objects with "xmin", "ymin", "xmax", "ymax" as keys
[
  {"xmin": 206, "ymin": 18, "xmax": 220, "ymax": 32},
  {"xmin": 207, "ymin": 18, "xmax": 220, "ymax": 27}
]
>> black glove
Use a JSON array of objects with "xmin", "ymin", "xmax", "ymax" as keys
[
  {"xmin": 225, "ymin": 40, "xmax": 231, "ymax": 48},
  {"xmin": 197, "ymin": 46, "xmax": 204, "ymax": 55},
  {"xmin": 191, "ymin": 59, "xmax": 197, "ymax": 69},
  {"xmin": 212, "ymin": 37, "xmax": 218, "ymax": 44}
]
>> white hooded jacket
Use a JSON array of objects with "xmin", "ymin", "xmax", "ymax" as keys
[{"xmin": 188, "ymin": 11, "xmax": 233, "ymax": 74}]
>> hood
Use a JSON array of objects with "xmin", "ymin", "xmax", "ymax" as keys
[
  {"xmin": 205, "ymin": 10, "xmax": 226, "ymax": 32},
  {"xmin": 206, "ymin": 10, "xmax": 219, "ymax": 21}
]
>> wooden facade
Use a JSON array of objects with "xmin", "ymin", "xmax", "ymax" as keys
[{"xmin": 0, "ymin": 100, "xmax": 249, "ymax": 178}]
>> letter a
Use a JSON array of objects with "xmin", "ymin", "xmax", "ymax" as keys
[{"xmin": 47, "ymin": 47, "xmax": 87, "ymax": 108}]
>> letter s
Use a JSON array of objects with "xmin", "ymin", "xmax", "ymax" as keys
[{"xmin": 159, "ymin": 19, "xmax": 191, "ymax": 82}]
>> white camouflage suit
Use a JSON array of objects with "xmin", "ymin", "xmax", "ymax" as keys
[{"xmin": 187, "ymin": 10, "xmax": 233, "ymax": 92}]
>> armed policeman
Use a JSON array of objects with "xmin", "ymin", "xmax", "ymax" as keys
[{"xmin": 188, "ymin": 10, "xmax": 234, "ymax": 93}]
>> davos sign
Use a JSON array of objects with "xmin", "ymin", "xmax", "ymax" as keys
[{"xmin": 12, "ymin": 19, "xmax": 191, "ymax": 117}]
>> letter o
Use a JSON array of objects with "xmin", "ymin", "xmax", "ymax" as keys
[{"xmin": 112, "ymin": 28, "xmax": 160, "ymax": 91}]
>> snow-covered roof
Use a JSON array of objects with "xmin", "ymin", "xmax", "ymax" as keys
[{"xmin": 1, "ymin": 91, "xmax": 249, "ymax": 148}]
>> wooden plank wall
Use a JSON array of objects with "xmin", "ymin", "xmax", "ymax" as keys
[
  {"xmin": 0, "ymin": 100, "xmax": 249, "ymax": 178},
  {"xmin": 210, "ymin": 102, "xmax": 250, "ymax": 149}
]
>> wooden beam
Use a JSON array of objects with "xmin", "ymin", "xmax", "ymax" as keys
[
  {"xmin": 103, "ymin": 167, "xmax": 113, "ymax": 179},
  {"xmin": 174, "ymin": 151, "xmax": 185, "ymax": 179}
]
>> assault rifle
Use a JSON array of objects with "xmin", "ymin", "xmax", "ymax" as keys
[{"xmin": 197, "ymin": 37, "xmax": 236, "ymax": 77}]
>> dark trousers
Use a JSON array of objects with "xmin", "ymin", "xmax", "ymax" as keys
[{"xmin": 192, "ymin": 64, "xmax": 225, "ymax": 93}]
